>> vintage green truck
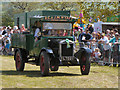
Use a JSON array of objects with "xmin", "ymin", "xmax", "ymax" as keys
[{"xmin": 11, "ymin": 10, "xmax": 91, "ymax": 76}]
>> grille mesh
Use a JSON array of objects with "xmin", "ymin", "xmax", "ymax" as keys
[{"xmin": 61, "ymin": 44, "xmax": 73, "ymax": 56}]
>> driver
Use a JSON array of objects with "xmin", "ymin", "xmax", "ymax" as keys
[
  {"xmin": 34, "ymin": 27, "xmax": 40, "ymax": 37},
  {"xmin": 34, "ymin": 27, "xmax": 41, "ymax": 42}
]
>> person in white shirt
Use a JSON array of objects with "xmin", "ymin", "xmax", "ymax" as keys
[
  {"xmin": 34, "ymin": 28, "xmax": 40, "ymax": 42},
  {"xmin": 99, "ymin": 33, "xmax": 111, "ymax": 65},
  {"xmin": 34, "ymin": 28, "xmax": 40, "ymax": 37}
]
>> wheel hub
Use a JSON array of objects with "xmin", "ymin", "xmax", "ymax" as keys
[
  {"xmin": 82, "ymin": 65, "xmax": 85, "ymax": 71},
  {"xmin": 41, "ymin": 56, "xmax": 45, "ymax": 72},
  {"xmin": 16, "ymin": 53, "xmax": 21, "ymax": 69}
]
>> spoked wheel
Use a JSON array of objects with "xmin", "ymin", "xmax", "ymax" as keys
[
  {"xmin": 80, "ymin": 52, "xmax": 91, "ymax": 75},
  {"xmin": 40, "ymin": 51, "xmax": 50, "ymax": 76},
  {"xmin": 15, "ymin": 50, "xmax": 25, "ymax": 71}
]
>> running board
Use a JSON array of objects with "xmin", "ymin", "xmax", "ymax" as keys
[{"xmin": 27, "ymin": 60, "xmax": 40, "ymax": 66}]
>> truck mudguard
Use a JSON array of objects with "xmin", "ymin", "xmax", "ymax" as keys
[
  {"xmin": 41, "ymin": 47, "xmax": 53, "ymax": 54},
  {"xmin": 74, "ymin": 47, "xmax": 92, "ymax": 60}
]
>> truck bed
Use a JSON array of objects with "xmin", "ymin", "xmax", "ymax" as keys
[{"xmin": 11, "ymin": 34, "xmax": 34, "ymax": 51}]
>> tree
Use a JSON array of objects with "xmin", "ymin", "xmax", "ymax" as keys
[
  {"xmin": 10, "ymin": 2, "xmax": 42, "ymax": 13},
  {"xmin": 2, "ymin": 2, "xmax": 119, "ymax": 27},
  {"xmin": 2, "ymin": 2, "xmax": 14, "ymax": 27},
  {"xmin": 2, "ymin": 2, "xmax": 42, "ymax": 26}
]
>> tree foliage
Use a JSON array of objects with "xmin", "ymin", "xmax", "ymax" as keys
[{"xmin": 2, "ymin": 2, "xmax": 118, "ymax": 27}]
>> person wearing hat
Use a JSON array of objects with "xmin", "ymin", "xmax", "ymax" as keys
[
  {"xmin": 113, "ymin": 29, "xmax": 118, "ymax": 35},
  {"xmin": 13, "ymin": 26, "xmax": 19, "ymax": 33},
  {"xmin": 109, "ymin": 33, "xmax": 120, "ymax": 67},
  {"xmin": 106, "ymin": 29, "xmax": 110, "ymax": 36}
]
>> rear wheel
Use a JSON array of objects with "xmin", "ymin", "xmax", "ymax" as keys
[
  {"xmin": 80, "ymin": 52, "xmax": 91, "ymax": 75},
  {"xmin": 40, "ymin": 51, "xmax": 50, "ymax": 76},
  {"xmin": 15, "ymin": 49, "xmax": 25, "ymax": 71}
]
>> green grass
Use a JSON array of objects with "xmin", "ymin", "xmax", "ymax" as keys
[{"xmin": 0, "ymin": 55, "xmax": 119, "ymax": 88}]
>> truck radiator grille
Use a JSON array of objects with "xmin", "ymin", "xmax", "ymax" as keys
[{"xmin": 61, "ymin": 44, "xmax": 73, "ymax": 56}]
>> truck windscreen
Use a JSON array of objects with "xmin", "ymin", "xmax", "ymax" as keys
[{"xmin": 42, "ymin": 22, "xmax": 72, "ymax": 37}]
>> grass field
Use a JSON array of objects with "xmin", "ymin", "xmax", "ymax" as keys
[{"xmin": 0, "ymin": 55, "xmax": 119, "ymax": 88}]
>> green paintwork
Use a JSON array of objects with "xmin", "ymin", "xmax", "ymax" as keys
[
  {"xmin": 14, "ymin": 10, "xmax": 70, "ymax": 28},
  {"xmin": 31, "ymin": 38, "xmax": 48, "ymax": 56},
  {"xmin": 11, "ymin": 34, "xmax": 34, "ymax": 51},
  {"xmin": 12, "ymin": 10, "xmax": 76, "ymax": 57}
]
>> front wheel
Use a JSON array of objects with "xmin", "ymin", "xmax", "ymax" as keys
[
  {"xmin": 50, "ymin": 58, "xmax": 59, "ymax": 71},
  {"xmin": 80, "ymin": 52, "xmax": 91, "ymax": 75},
  {"xmin": 40, "ymin": 51, "xmax": 50, "ymax": 76}
]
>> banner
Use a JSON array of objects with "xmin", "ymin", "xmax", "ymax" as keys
[{"xmin": 94, "ymin": 21, "xmax": 103, "ymax": 33}]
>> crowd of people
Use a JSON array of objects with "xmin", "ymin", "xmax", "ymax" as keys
[
  {"xmin": 75, "ymin": 24, "xmax": 120, "ymax": 67},
  {"xmin": 0, "ymin": 24, "xmax": 26, "ymax": 55},
  {"xmin": 0, "ymin": 23, "xmax": 120, "ymax": 67}
]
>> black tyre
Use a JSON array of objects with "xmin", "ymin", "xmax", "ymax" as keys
[
  {"xmin": 15, "ymin": 49, "xmax": 25, "ymax": 71},
  {"xmin": 50, "ymin": 58, "xmax": 59, "ymax": 71},
  {"xmin": 80, "ymin": 52, "xmax": 91, "ymax": 75},
  {"xmin": 40, "ymin": 51, "xmax": 50, "ymax": 76},
  {"xmin": 50, "ymin": 64, "xmax": 59, "ymax": 71}
]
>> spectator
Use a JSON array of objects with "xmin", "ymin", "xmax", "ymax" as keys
[
  {"xmin": 109, "ymin": 33, "xmax": 120, "ymax": 67},
  {"xmin": 13, "ymin": 26, "xmax": 19, "ymax": 33},
  {"xmin": 2, "ymin": 26, "xmax": 7, "ymax": 35},
  {"xmin": 113, "ymin": 29, "xmax": 118, "ymax": 35},
  {"xmin": 5, "ymin": 39, "xmax": 11, "ymax": 54},
  {"xmin": 21, "ymin": 24, "xmax": 26, "ymax": 33},
  {"xmin": 88, "ymin": 24, "xmax": 94, "ymax": 34},
  {"xmin": 90, "ymin": 32, "xmax": 97, "ymax": 54},
  {"xmin": 97, "ymin": 33, "xmax": 104, "ymax": 60},
  {"xmin": 7, "ymin": 27, "xmax": 12, "ymax": 39},
  {"xmin": 63, "ymin": 30, "xmax": 68, "ymax": 36},
  {"xmin": 10, "ymin": 27, "xmax": 14, "ymax": 34},
  {"xmin": 78, "ymin": 28, "xmax": 85, "ymax": 47},
  {"xmin": 81, "ymin": 29, "xmax": 92, "ymax": 47},
  {"xmin": 106, "ymin": 34, "xmax": 111, "ymax": 40},
  {"xmin": 94, "ymin": 48, "xmax": 101, "ymax": 63},
  {"xmin": 0, "ymin": 27, "xmax": 2, "ymax": 39},
  {"xmin": 110, "ymin": 30, "xmax": 114, "ymax": 38},
  {"xmin": 106, "ymin": 29, "xmax": 110, "ymax": 35},
  {"xmin": 102, "ymin": 34, "xmax": 111, "ymax": 65}
]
